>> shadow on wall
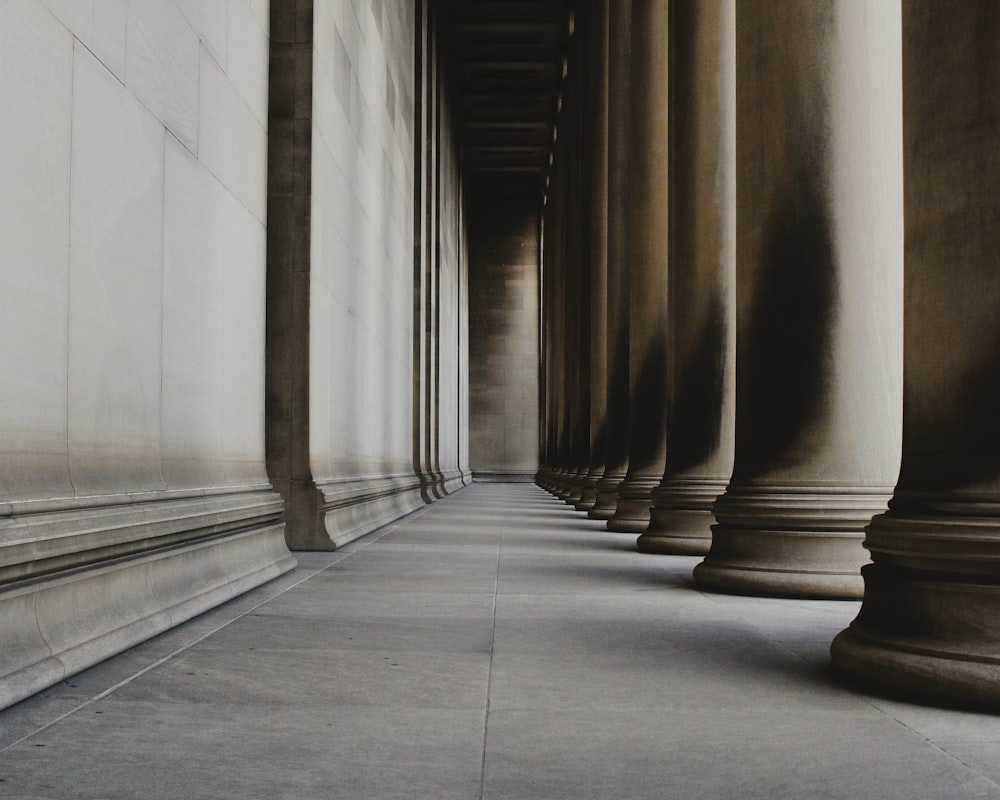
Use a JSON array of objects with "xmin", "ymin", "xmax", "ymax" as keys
[{"xmin": 733, "ymin": 163, "xmax": 836, "ymax": 480}]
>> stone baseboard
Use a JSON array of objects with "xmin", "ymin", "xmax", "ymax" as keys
[
  {"xmin": 0, "ymin": 489, "xmax": 295, "ymax": 710},
  {"xmin": 474, "ymin": 470, "xmax": 538, "ymax": 483}
]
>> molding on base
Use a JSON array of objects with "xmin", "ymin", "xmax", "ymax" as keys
[
  {"xmin": 0, "ymin": 496, "xmax": 294, "ymax": 710},
  {"xmin": 314, "ymin": 474, "xmax": 427, "ymax": 550},
  {"xmin": 474, "ymin": 470, "xmax": 538, "ymax": 483},
  {"xmin": 639, "ymin": 478, "xmax": 729, "ymax": 555},
  {"xmin": 831, "ymin": 562, "xmax": 1000, "ymax": 709},
  {"xmin": 694, "ymin": 483, "xmax": 892, "ymax": 599}
]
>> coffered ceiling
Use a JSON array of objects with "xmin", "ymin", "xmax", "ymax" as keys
[{"xmin": 445, "ymin": 0, "xmax": 572, "ymax": 204}]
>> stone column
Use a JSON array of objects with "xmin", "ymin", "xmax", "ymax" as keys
[
  {"xmin": 607, "ymin": 0, "xmax": 670, "ymax": 533},
  {"xmin": 832, "ymin": 0, "xmax": 1000, "ymax": 706},
  {"xmin": 577, "ymin": 0, "xmax": 611, "ymax": 513},
  {"xmin": 555, "ymin": 113, "xmax": 578, "ymax": 502},
  {"xmin": 589, "ymin": 0, "xmax": 631, "ymax": 520},
  {"xmin": 562, "ymin": 12, "xmax": 594, "ymax": 507},
  {"xmin": 693, "ymin": 0, "xmax": 904, "ymax": 598},
  {"xmin": 541, "ymin": 136, "xmax": 569, "ymax": 495},
  {"xmin": 638, "ymin": 0, "xmax": 736, "ymax": 555}
]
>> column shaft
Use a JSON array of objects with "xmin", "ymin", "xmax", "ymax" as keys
[
  {"xmin": 577, "ymin": 0, "xmax": 611, "ymax": 512},
  {"xmin": 590, "ymin": 0, "xmax": 632, "ymax": 520},
  {"xmin": 832, "ymin": 0, "xmax": 1000, "ymax": 706},
  {"xmin": 607, "ymin": 0, "xmax": 670, "ymax": 533},
  {"xmin": 694, "ymin": 0, "xmax": 904, "ymax": 598},
  {"xmin": 639, "ymin": 0, "xmax": 736, "ymax": 555}
]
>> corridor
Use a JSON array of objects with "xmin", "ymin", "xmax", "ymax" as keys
[{"xmin": 2, "ymin": 483, "xmax": 999, "ymax": 799}]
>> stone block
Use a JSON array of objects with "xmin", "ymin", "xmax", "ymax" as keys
[
  {"xmin": 227, "ymin": 0, "xmax": 270, "ymax": 126},
  {"xmin": 175, "ymin": 0, "xmax": 228, "ymax": 68},
  {"xmin": 125, "ymin": 0, "xmax": 199, "ymax": 150},
  {"xmin": 199, "ymin": 45, "xmax": 268, "ymax": 222},
  {"xmin": 68, "ymin": 44, "xmax": 165, "ymax": 495},
  {"xmin": 0, "ymin": 1, "xmax": 73, "ymax": 497}
]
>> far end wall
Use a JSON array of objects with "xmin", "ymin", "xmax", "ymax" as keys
[{"xmin": 468, "ymin": 204, "xmax": 541, "ymax": 481}]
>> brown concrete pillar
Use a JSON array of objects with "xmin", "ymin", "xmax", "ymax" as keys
[
  {"xmin": 638, "ymin": 0, "xmax": 736, "ymax": 555},
  {"xmin": 831, "ymin": 1, "xmax": 1000, "ymax": 706},
  {"xmin": 541, "ymin": 106, "xmax": 572, "ymax": 497},
  {"xmin": 577, "ymin": 0, "xmax": 610, "ymax": 513},
  {"xmin": 556, "ymin": 107, "xmax": 580, "ymax": 504},
  {"xmin": 589, "ymin": 0, "xmax": 631, "ymax": 521},
  {"xmin": 694, "ymin": 0, "xmax": 903, "ymax": 598},
  {"xmin": 540, "ymin": 167, "xmax": 565, "ymax": 494},
  {"xmin": 561, "ymin": 10, "xmax": 594, "ymax": 508},
  {"xmin": 607, "ymin": 0, "xmax": 670, "ymax": 533}
]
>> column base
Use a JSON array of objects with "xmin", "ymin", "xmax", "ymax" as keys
[
  {"xmin": 588, "ymin": 472, "xmax": 625, "ymax": 520},
  {"xmin": 555, "ymin": 471, "xmax": 576, "ymax": 500},
  {"xmin": 535, "ymin": 468, "xmax": 555, "ymax": 492},
  {"xmin": 832, "ymin": 623, "xmax": 1000, "ymax": 710},
  {"xmin": 831, "ymin": 505, "xmax": 1000, "ymax": 709},
  {"xmin": 638, "ymin": 478, "xmax": 727, "ymax": 555},
  {"xmin": 563, "ymin": 469, "xmax": 588, "ymax": 505},
  {"xmin": 638, "ymin": 508, "xmax": 714, "ymax": 554},
  {"xmin": 575, "ymin": 471, "xmax": 602, "ymax": 512},
  {"xmin": 693, "ymin": 484, "xmax": 891, "ymax": 599},
  {"xmin": 548, "ymin": 468, "xmax": 569, "ymax": 496},
  {"xmin": 607, "ymin": 476, "xmax": 659, "ymax": 533}
]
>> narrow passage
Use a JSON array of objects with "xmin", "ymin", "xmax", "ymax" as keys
[{"xmin": 1, "ymin": 484, "xmax": 998, "ymax": 799}]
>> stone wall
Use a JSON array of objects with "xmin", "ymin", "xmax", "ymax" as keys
[
  {"xmin": 268, "ymin": 0, "xmax": 469, "ymax": 548},
  {"xmin": 0, "ymin": 0, "xmax": 294, "ymax": 710},
  {"xmin": 468, "ymin": 205, "xmax": 541, "ymax": 480}
]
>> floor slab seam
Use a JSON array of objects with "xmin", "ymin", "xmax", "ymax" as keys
[
  {"xmin": 0, "ymin": 499, "xmax": 453, "ymax": 755},
  {"xmin": 875, "ymin": 710, "xmax": 1000, "ymax": 791},
  {"xmin": 643, "ymin": 543, "xmax": 1000, "ymax": 785},
  {"xmin": 479, "ymin": 528, "xmax": 504, "ymax": 800}
]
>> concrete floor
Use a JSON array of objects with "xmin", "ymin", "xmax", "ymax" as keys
[{"xmin": 2, "ymin": 483, "xmax": 1000, "ymax": 799}]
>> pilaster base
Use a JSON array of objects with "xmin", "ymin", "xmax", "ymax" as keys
[
  {"xmin": 440, "ymin": 468, "xmax": 470, "ymax": 495},
  {"xmin": 479, "ymin": 470, "xmax": 537, "ymax": 483},
  {"xmin": 287, "ymin": 474, "xmax": 426, "ymax": 550}
]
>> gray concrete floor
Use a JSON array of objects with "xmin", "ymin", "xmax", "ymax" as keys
[{"xmin": 2, "ymin": 482, "xmax": 1000, "ymax": 799}]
